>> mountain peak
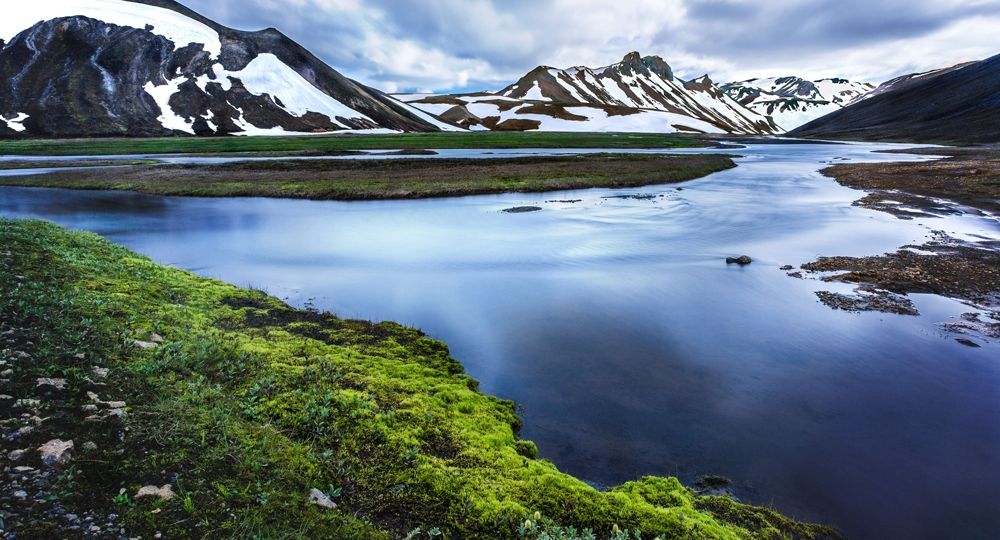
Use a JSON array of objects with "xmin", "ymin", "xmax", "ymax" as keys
[
  {"xmin": 613, "ymin": 52, "xmax": 673, "ymax": 81},
  {"xmin": 621, "ymin": 51, "xmax": 643, "ymax": 64}
]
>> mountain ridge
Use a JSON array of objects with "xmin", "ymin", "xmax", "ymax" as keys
[
  {"xmin": 790, "ymin": 54, "xmax": 1000, "ymax": 144},
  {"xmin": 0, "ymin": 0, "xmax": 451, "ymax": 137},
  {"xmin": 721, "ymin": 76, "xmax": 874, "ymax": 131},
  {"xmin": 399, "ymin": 52, "xmax": 780, "ymax": 135}
]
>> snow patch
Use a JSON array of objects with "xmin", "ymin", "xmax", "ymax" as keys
[
  {"xmin": 2, "ymin": 0, "xmax": 222, "ymax": 58},
  {"xmin": 227, "ymin": 54, "xmax": 369, "ymax": 124},
  {"xmin": 386, "ymin": 97, "xmax": 464, "ymax": 132},
  {"xmin": 143, "ymin": 80, "xmax": 193, "ymax": 134},
  {"xmin": 523, "ymin": 81, "xmax": 545, "ymax": 101},
  {"xmin": 4, "ymin": 113, "xmax": 29, "ymax": 132}
]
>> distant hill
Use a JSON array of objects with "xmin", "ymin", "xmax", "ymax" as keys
[
  {"xmin": 0, "ymin": 0, "xmax": 452, "ymax": 137},
  {"xmin": 397, "ymin": 52, "xmax": 779, "ymax": 135},
  {"xmin": 721, "ymin": 77, "xmax": 873, "ymax": 131},
  {"xmin": 789, "ymin": 54, "xmax": 1000, "ymax": 144}
]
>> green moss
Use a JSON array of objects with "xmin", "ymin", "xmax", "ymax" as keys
[{"xmin": 0, "ymin": 218, "xmax": 842, "ymax": 539}]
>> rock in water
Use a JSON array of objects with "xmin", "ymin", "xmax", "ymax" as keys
[
  {"xmin": 726, "ymin": 256, "xmax": 753, "ymax": 265},
  {"xmin": 502, "ymin": 206, "xmax": 543, "ymax": 214}
]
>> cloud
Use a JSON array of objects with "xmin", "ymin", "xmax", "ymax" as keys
[{"xmin": 182, "ymin": 0, "xmax": 1000, "ymax": 92}]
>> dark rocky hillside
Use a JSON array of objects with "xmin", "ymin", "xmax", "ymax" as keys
[
  {"xmin": 0, "ymin": 0, "xmax": 440, "ymax": 137},
  {"xmin": 790, "ymin": 54, "xmax": 1000, "ymax": 144}
]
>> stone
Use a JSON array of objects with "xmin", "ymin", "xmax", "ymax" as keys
[
  {"xmin": 501, "ymin": 206, "xmax": 543, "ymax": 214},
  {"xmin": 14, "ymin": 399, "xmax": 40, "ymax": 409},
  {"xmin": 132, "ymin": 340, "xmax": 158, "ymax": 350},
  {"xmin": 149, "ymin": 333, "xmax": 165, "ymax": 343},
  {"xmin": 13, "ymin": 490, "xmax": 27, "ymax": 500},
  {"xmin": 82, "ymin": 441, "xmax": 98, "ymax": 451},
  {"xmin": 82, "ymin": 404, "xmax": 98, "ymax": 413},
  {"xmin": 308, "ymin": 488, "xmax": 337, "ymax": 509},
  {"xmin": 136, "ymin": 484, "xmax": 175, "ymax": 501},
  {"xmin": 7, "ymin": 448, "xmax": 26, "ymax": 461},
  {"xmin": 780, "ymin": 265, "xmax": 794, "ymax": 271},
  {"xmin": 105, "ymin": 401, "xmax": 127, "ymax": 409},
  {"xmin": 73, "ymin": 353, "xmax": 86, "ymax": 360},
  {"xmin": 0, "ymin": 369, "xmax": 12, "ymax": 377},
  {"xmin": 91, "ymin": 367, "xmax": 110, "ymax": 379},
  {"xmin": 726, "ymin": 255, "xmax": 753, "ymax": 265},
  {"xmin": 38, "ymin": 439, "xmax": 74, "ymax": 466},
  {"xmin": 36, "ymin": 378, "xmax": 67, "ymax": 390}
]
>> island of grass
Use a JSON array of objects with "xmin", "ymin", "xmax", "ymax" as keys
[
  {"xmin": 0, "ymin": 218, "xmax": 840, "ymax": 539},
  {"xmin": 1, "ymin": 154, "xmax": 737, "ymax": 200},
  {"xmin": 0, "ymin": 132, "xmax": 715, "ymax": 157}
]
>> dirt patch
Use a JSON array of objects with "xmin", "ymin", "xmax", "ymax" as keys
[
  {"xmin": 822, "ymin": 146, "xmax": 1000, "ymax": 215},
  {"xmin": 851, "ymin": 191, "xmax": 962, "ymax": 219},
  {"xmin": 815, "ymin": 289, "xmax": 919, "ymax": 316},
  {"xmin": 515, "ymin": 103, "xmax": 588, "ymax": 121},
  {"xmin": 802, "ymin": 236, "xmax": 1000, "ymax": 308}
]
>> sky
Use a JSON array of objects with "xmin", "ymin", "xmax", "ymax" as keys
[{"xmin": 183, "ymin": 0, "xmax": 1000, "ymax": 94}]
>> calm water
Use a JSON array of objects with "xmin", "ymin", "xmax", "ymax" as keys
[{"xmin": 2, "ymin": 143, "xmax": 999, "ymax": 539}]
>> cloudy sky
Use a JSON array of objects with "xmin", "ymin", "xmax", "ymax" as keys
[{"xmin": 184, "ymin": 0, "xmax": 1000, "ymax": 93}]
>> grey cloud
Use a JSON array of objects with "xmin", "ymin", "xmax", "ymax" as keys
[{"xmin": 182, "ymin": 0, "xmax": 1000, "ymax": 91}]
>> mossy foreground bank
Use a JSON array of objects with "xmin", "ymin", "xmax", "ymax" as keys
[
  {"xmin": 2, "ymin": 155, "xmax": 736, "ymax": 201},
  {"xmin": 0, "ymin": 219, "xmax": 840, "ymax": 539}
]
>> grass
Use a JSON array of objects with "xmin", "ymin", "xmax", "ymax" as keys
[
  {"xmin": 0, "ymin": 132, "xmax": 711, "ymax": 157},
  {"xmin": 1, "ymin": 154, "xmax": 737, "ymax": 200},
  {"xmin": 0, "ymin": 218, "xmax": 842, "ymax": 539}
]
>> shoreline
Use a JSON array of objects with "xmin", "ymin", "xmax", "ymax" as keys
[
  {"xmin": 790, "ymin": 146, "xmax": 1000, "ymax": 343},
  {"xmin": 0, "ymin": 154, "xmax": 737, "ymax": 201},
  {"xmin": 0, "ymin": 218, "xmax": 841, "ymax": 538}
]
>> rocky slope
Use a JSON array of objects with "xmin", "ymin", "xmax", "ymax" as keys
[
  {"xmin": 397, "ymin": 52, "xmax": 779, "ymax": 135},
  {"xmin": 0, "ymin": 0, "xmax": 453, "ymax": 137},
  {"xmin": 721, "ymin": 77, "xmax": 874, "ymax": 131},
  {"xmin": 790, "ymin": 54, "xmax": 1000, "ymax": 144}
]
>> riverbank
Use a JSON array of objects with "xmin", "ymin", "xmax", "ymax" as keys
[
  {"xmin": 0, "ymin": 154, "xmax": 736, "ymax": 200},
  {"xmin": 794, "ymin": 146, "xmax": 1000, "ymax": 343},
  {"xmin": 0, "ymin": 132, "xmax": 715, "ymax": 157},
  {"xmin": 0, "ymin": 218, "xmax": 839, "ymax": 539},
  {"xmin": 822, "ymin": 146, "xmax": 1000, "ymax": 216}
]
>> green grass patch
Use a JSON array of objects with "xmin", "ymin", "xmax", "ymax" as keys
[
  {"xmin": 0, "ymin": 132, "xmax": 710, "ymax": 157},
  {"xmin": 0, "ymin": 219, "xmax": 842, "ymax": 539},
  {"xmin": 0, "ymin": 154, "xmax": 736, "ymax": 201}
]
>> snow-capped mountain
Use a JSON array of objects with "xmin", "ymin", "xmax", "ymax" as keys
[
  {"xmin": 721, "ymin": 77, "xmax": 874, "ymax": 131},
  {"xmin": 398, "ymin": 52, "xmax": 779, "ymax": 135},
  {"xmin": 791, "ymin": 54, "xmax": 1000, "ymax": 144},
  {"xmin": 0, "ymin": 0, "xmax": 454, "ymax": 137}
]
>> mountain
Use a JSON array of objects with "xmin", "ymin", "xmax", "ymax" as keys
[
  {"xmin": 790, "ymin": 54, "xmax": 1000, "ymax": 144},
  {"xmin": 0, "ymin": 0, "xmax": 454, "ymax": 138},
  {"xmin": 721, "ymin": 77, "xmax": 874, "ymax": 131},
  {"xmin": 853, "ymin": 62, "xmax": 975, "ymax": 102},
  {"xmin": 397, "ymin": 52, "xmax": 779, "ymax": 135}
]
